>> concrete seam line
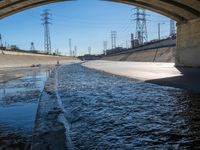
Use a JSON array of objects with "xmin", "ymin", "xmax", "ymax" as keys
[
  {"xmin": 31, "ymin": 66, "xmax": 74, "ymax": 150},
  {"xmin": 55, "ymin": 67, "xmax": 75, "ymax": 150}
]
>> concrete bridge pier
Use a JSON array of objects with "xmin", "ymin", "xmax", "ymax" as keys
[{"xmin": 176, "ymin": 18, "xmax": 200, "ymax": 67}]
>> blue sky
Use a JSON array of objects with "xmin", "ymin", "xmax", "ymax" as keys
[{"xmin": 0, "ymin": 0, "xmax": 173, "ymax": 56}]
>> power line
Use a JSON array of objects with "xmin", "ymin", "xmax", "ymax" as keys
[
  {"xmin": 41, "ymin": 9, "xmax": 52, "ymax": 54},
  {"xmin": 52, "ymin": 13, "xmax": 129, "ymax": 22}
]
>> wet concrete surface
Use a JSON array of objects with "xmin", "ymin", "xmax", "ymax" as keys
[
  {"xmin": 0, "ymin": 68, "xmax": 50, "ymax": 150},
  {"xmin": 0, "ymin": 66, "xmax": 52, "ymax": 84},
  {"xmin": 57, "ymin": 64, "xmax": 200, "ymax": 149}
]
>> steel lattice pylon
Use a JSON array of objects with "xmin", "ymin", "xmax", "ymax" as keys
[
  {"xmin": 134, "ymin": 7, "xmax": 148, "ymax": 45},
  {"xmin": 41, "ymin": 9, "xmax": 52, "ymax": 54}
]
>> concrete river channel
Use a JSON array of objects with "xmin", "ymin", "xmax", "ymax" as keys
[{"xmin": 1, "ymin": 63, "xmax": 200, "ymax": 149}]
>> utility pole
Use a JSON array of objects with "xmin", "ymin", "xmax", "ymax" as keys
[
  {"xmin": 158, "ymin": 22, "xmax": 165, "ymax": 40},
  {"xmin": 88, "ymin": 47, "xmax": 91, "ymax": 55},
  {"xmin": 0, "ymin": 34, "xmax": 2, "ymax": 47},
  {"xmin": 69, "ymin": 38, "xmax": 72, "ymax": 56},
  {"xmin": 56, "ymin": 48, "xmax": 59, "ymax": 55},
  {"xmin": 4, "ymin": 42, "xmax": 7, "ymax": 49},
  {"xmin": 111, "ymin": 31, "xmax": 117, "ymax": 49},
  {"xmin": 131, "ymin": 33, "xmax": 135, "ymax": 48},
  {"xmin": 103, "ymin": 41, "xmax": 108, "ymax": 55},
  {"xmin": 103, "ymin": 41, "xmax": 108, "ymax": 50},
  {"xmin": 30, "ymin": 42, "xmax": 36, "ymax": 51},
  {"xmin": 133, "ymin": 7, "xmax": 148, "ymax": 45},
  {"xmin": 126, "ymin": 40, "xmax": 128, "ymax": 49},
  {"xmin": 103, "ymin": 41, "xmax": 108, "ymax": 53},
  {"xmin": 74, "ymin": 46, "xmax": 77, "ymax": 57},
  {"xmin": 158, "ymin": 23, "xmax": 161, "ymax": 40},
  {"xmin": 41, "ymin": 9, "xmax": 52, "ymax": 54},
  {"xmin": 170, "ymin": 19, "xmax": 176, "ymax": 36}
]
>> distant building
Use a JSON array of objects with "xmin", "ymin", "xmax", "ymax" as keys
[
  {"xmin": 79, "ymin": 54, "xmax": 101, "ymax": 61},
  {"xmin": 106, "ymin": 47, "xmax": 124, "ymax": 55}
]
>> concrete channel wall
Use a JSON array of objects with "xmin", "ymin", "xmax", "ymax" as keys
[
  {"xmin": 0, "ymin": 50, "xmax": 77, "ymax": 68},
  {"xmin": 102, "ymin": 47, "xmax": 175, "ymax": 62},
  {"xmin": 102, "ymin": 38, "xmax": 176, "ymax": 62}
]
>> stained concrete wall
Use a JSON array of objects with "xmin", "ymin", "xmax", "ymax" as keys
[
  {"xmin": 101, "ymin": 47, "xmax": 175, "ymax": 62},
  {"xmin": 176, "ymin": 18, "xmax": 200, "ymax": 67},
  {"xmin": 0, "ymin": 50, "xmax": 77, "ymax": 68}
]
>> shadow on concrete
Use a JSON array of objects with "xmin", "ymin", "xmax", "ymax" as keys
[
  {"xmin": 147, "ymin": 67, "xmax": 200, "ymax": 93},
  {"xmin": 177, "ymin": 67, "xmax": 200, "ymax": 76}
]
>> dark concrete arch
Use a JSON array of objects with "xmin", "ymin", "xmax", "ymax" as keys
[
  {"xmin": 0, "ymin": 0, "xmax": 65, "ymax": 20},
  {"xmin": 0, "ymin": 0, "xmax": 200, "ymax": 23},
  {"xmin": 113, "ymin": 0, "xmax": 200, "ymax": 23}
]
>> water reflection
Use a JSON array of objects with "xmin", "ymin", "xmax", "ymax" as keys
[
  {"xmin": 0, "ymin": 69, "xmax": 49, "ymax": 150},
  {"xmin": 0, "ymin": 71, "xmax": 48, "ymax": 106}
]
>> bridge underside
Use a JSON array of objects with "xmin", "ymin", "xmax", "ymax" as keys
[{"xmin": 1, "ymin": 0, "xmax": 200, "ymax": 67}]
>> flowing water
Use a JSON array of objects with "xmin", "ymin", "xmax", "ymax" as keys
[
  {"xmin": 1, "ymin": 64, "xmax": 200, "ymax": 149},
  {"xmin": 0, "ymin": 70, "xmax": 49, "ymax": 150},
  {"xmin": 57, "ymin": 64, "xmax": 200, "ymax": 149}
]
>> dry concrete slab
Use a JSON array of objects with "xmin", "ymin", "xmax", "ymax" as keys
[{"xmin": 82, "ymin": 60, "xmax": 200, "ymax": 93}]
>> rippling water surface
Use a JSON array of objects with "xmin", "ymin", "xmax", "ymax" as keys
[
  {"xmin": 0, "ymin": 70, "xmax": 49, "ymax": 150},
  {"xmin": 57, "ymin": 64, "xmax": 200, "ymax": 149}
]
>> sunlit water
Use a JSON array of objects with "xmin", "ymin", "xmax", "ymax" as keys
[
  {"xmin": 0, "ymin": 70, "xmax": 49, "ymax": 150},
  {"xmin": 57, "ymin": 64, "xmax": 200, "ymax": 149}
]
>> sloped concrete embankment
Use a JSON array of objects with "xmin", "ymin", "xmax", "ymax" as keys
[
  {"xmin": 102, "ymin": 47, "xmax": 175, "ymax": 62},
  {"xmin": 32, "ymin": 67, "xmax": 74, "ymax": 150},
  {"xmin": 0, "ymin": 50, "xmax": 77, "ymax": 68}
]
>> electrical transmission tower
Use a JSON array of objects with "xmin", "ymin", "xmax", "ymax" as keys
[
  {"xmin": 170, "ymin": 19, "xmax": 176, "ymax": 36},
  {"xmin": 111, "ymin": 31, "xmax": 117, "ymax": 49},
  {"xmin": 30, "ymin": 42, "xmax": 35, "ymax": 51},
  {"xmin": 133, "ymin": 7, "xmax": 148, "ymax": 45},
  {"xmin": 41, "ymin": 9, "xmax": 52, "ymax": 54}
]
